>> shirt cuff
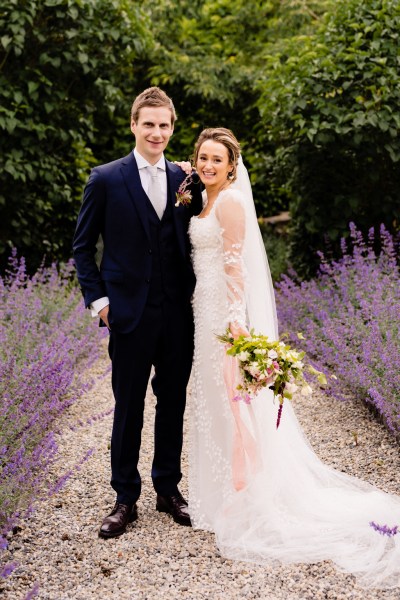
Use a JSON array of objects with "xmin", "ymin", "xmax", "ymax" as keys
[{"xmin": 90, "ymin": 297, "xmax": 110, "ymax": 318}]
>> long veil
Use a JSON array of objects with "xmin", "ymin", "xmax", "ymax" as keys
[
  {"xmin": 213, "ymin": 157, "xmax": 400, "ymax": 589},
  {"xmin": 231, "ymin": 156, "xmax": 278, "ymax": 339}
]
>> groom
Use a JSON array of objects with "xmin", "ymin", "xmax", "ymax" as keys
[{"xmin": 73, "ymin": 87, "xmax": 202, "ymax": 538}]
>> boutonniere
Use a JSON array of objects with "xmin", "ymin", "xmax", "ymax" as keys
[{"xmin": 175, "ymin": 173, "xmax": 193, "ymax": 207}]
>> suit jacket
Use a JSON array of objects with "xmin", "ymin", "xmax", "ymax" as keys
[{"xmin": 73, "ymin": 151, "xmax": 203, "ymax": 333}]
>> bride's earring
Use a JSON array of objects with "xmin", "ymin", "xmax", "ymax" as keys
[{"xmin": 227, "ymin": 171, "xmax": 234, "ymax": 180}]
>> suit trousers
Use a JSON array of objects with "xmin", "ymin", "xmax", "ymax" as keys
[{"xmin": 108, "ymin": 298, "xmax": 194, "ymax": 504}]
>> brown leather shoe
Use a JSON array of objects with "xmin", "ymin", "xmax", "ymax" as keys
[
  {"xmin": 156, "ymin": 491, "xmax": 191, "ymax": 527},
  {"xmin": 98, "ymin": 502, "xmax": 137, "ymax": 538}
]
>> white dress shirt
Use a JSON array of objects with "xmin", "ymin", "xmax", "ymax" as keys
[
  {"xmin": 134, "ymin": 147, "xmax": 167, "ymax": 205},
  {"xmin": 90, "ymin": 148, "xmax": 167, "ymax": 317}
]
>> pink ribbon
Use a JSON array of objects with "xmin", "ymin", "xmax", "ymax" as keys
[{"xmin": 223, "ymin": 353, "xmax": 261, "ymax": 491}]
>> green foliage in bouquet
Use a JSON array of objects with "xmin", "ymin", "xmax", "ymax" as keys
[{"xmin": 217, "ymin": 329, "xmax": 327, "ymax": 428}]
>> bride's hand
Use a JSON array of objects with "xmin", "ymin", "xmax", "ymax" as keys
[
  {"xmin": 173, "ymin": 160, "xmax": 192, "ymax": 175},
  {"xmin": 229, "ymin": 322, "xmax": 250, "ymax": 339}
]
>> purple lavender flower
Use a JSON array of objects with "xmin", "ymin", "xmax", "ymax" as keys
[
  {"xmin": 0, "ymin": 538, "xmax": 8, "ymax": 551},
  {"xmin": 0, "ymin": 252, "xmax": 105, "ymax": 577},
  {"xmin": 0, "ymin": 561, "xmax": 17, "ymax": 578},
  {"xmin": 24, "ymin": 582, "xmax": 40, "ymax": 599},
  {"xmin": 276, "ymin": 224, "xmax": 400, "ymax": 435},
  {"xmin": 369, "ymin": 521, "xmax": 399, "ymax": 537}
]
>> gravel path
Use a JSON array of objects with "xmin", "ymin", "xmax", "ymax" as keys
[{"xmin": 2, "ymin": 343, "xmax": 400, "ymax": 600}]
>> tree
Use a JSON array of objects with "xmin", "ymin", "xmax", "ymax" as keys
[
  {"xmin": 141, "ymin": 0, "xmax": 331, "ymax": 215},
  {"xmin": 1, "ymin": 0, "xmax": 339, "ymax": 272},
  {"xmin": 257, "ymin": 0, "xmax": 400, "ymax": 275},
  {"xmin": 0, "ymin": 0, "xmax": 151, "ymax": 269}
]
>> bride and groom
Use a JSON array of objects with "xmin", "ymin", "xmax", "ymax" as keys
[{"xmin": 73, "ymin": 87, "xmax": 400, "ymax": 589}]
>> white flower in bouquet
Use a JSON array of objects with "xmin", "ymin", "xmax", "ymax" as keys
[
  {"xmin": 216, "ymin": 329, "xmax": 327, "ymax": 429},
  {"xmin": 285, "ymin": 381, "xmax": 298, "ymax": 395}
]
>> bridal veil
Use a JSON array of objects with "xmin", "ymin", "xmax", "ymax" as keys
[{"xmin": 208, "ymin": 157, "xmax": 400, "ymax": 589}]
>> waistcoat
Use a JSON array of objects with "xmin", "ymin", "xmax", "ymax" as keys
[{"xmin": 146, "ymin": 195, "xmax": 186, "ymax": 306}]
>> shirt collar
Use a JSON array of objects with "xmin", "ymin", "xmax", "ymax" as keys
[{"xmin": 134, "ymin": 148, "xmax": 166, "ymax": 171}]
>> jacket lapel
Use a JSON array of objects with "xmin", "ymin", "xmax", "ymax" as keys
[
  {"xmin": 166, "ymin": 160, "xmax": 187, "ymax": 257},
  {"xmin": 120, "ymin": 152, "xmax": 150, "ymax": 240}
]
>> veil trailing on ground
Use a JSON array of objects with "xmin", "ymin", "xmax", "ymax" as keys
[{"xmin": 211, "ymin": 156, "xmax": 400, "ymax": 590}]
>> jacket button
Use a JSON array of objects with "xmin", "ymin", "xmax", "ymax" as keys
[
  {"xmin": 148, "ymin": 249, "xmax": 152, "ymax": 254},
  {"xmin": 145, "ymin": 278, "xmax": 150, "ymax": 283}
]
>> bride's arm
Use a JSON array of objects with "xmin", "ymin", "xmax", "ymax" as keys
[{"xmin": 215, "ymin": 194, "xmax": 250, "ymax": 338}]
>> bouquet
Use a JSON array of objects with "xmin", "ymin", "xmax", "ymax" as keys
[{"xmin": 217, "ymin": 329, "xmax": 327, "ymax": 429}]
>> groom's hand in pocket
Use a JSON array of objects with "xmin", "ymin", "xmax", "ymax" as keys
[{"xmin": 99, "ymin": 305, "xmax": 110, "ymax": 330}]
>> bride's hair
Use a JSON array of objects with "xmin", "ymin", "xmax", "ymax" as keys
[{"xmin": 193, "ymin": 128, "xmax": 241, "ymax": 182}]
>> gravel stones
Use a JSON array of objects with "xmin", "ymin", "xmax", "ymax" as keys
[{"xmin": 2, "ymin": 346, "xmax": 400, "ymax": 599}]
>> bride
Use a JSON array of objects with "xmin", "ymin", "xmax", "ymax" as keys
[{"xmin": 186, "ymin": 127, "xmax": 400, "ymax": 589}]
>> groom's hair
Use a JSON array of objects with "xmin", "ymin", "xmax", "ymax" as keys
[{"xmin": 131, "ymin": 87, "xmax": 177, "ymax": 125}]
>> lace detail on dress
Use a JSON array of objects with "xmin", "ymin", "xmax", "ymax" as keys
[
  {"xmin": 217, "ymin": 189, "xmax": 247, "ymax": 329},
  {"xmin": 188, "ymin": 186, "xmax": 400, "ymax": 589},
  {"xmin": 188, "ymin": 189, "xmax": 247, "ymax": 529}
]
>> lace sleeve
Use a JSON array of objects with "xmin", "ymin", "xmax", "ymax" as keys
[{"xmin": 215, "ymin": 191, "xmax": 247, "ymax": 329}]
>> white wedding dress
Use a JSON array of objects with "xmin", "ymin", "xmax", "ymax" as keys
[{"xmin": 188, "ymin": 166, "xmax": 400, "ymax": 589}]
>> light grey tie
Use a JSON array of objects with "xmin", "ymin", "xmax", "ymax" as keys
[{"xmin": 146, "ymin": 166, "xmax": 165, "ymax": 220}]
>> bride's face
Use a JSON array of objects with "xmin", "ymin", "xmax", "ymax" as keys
[{"xmin": 196, "ymin": 140, "xmax": 233, "ymax": 189}]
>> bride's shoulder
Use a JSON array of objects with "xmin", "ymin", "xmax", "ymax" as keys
[
  {"xmin": 216, "ymin": 187, "xmax": 246, "ymax": 207},
  {"xmin": 215, "ymin": 188, "xmax": 246, "ymax": 225}
]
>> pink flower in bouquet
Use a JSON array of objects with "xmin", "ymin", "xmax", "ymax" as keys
[{"xmin": 216, "ymin": 329, "xmax": 327, "ymax": 430}]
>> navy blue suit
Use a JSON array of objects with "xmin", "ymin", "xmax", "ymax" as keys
[{"xmin": 73, "ymin": 151, "xmax": 202, "ymax": 503}]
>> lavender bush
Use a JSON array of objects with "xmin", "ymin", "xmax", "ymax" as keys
[
  {"xmin": 276, "ymin": 224, "xmax": 400, "ymax": 434},
  {"xmin": 0, "ymin": 251, "xmax": 105, "ymax": 563}
]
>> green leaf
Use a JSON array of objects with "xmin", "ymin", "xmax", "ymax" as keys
[
  {"xmin": 77, "ymin": 52, "xmax": 88, "ymax": 64},
  {"xmin": 1, "ymin": 35, "xmax": 13, "ymax": 50}
]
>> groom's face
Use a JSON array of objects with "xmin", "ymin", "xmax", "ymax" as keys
[{"xmin": 131, "ymin": 106, "xmax": 174, "ymax": 164}]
